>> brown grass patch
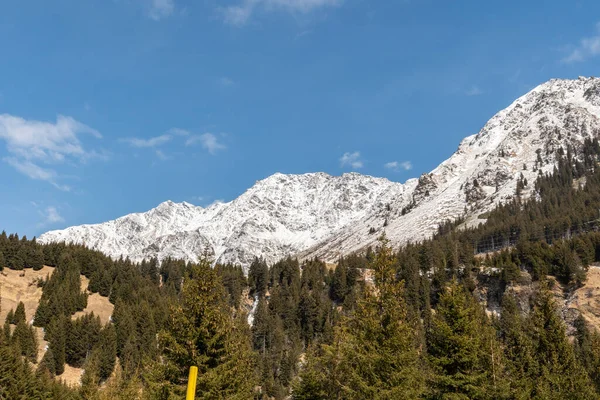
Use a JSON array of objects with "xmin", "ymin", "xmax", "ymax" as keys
[
  {"xmin": 58, "ymin": 364, "xmax": 84, "ymax": 387},
  {"xmin": 72, "ymin": 275, "xmax": 114, "ymax": 325},
  {"xmin": 0, "ymin": 266, "xmax": 54, "ymax": 363},
  {"xmin": 1, "ymin": 266, "xmax": 113, "ymax": 386},
  {"xmin": 569, "ymin": 266, "xmax": 600, "ymax": 332}
]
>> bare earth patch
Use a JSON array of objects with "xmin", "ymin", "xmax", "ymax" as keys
[
  {"xmin": 72, "ymin": 275, "xmax": 114, "ymax": 325},
  {"xmin": 569, "ymin": 265, "xmax": 600, "ymax": 332},
  {"xmin": 59, "ymin": 364, "xmax": 85, "ymax": 387},
  {"xmin": 0, "ymin": 266, "xmax": 53, "ymax": 325}
]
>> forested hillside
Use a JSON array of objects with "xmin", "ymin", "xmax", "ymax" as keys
[{"xmin": 3, "ymin": 140, "xmax": 600, "ymax": 398}]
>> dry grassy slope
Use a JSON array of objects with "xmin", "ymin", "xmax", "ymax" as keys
[
  {"xmin": 568, "ymin": 265, "xmax": 600, "ymax": 332},
  {"xmin": 0, "ymin": 266, "xmax": 53, "ymax": 363},
  {"xmin": 0, "ymin": 266, "xmax": 113, "ymax": 387},
  {"xmin": 73, "ymin": 275, "xmax": 114, "ymax": 325}
]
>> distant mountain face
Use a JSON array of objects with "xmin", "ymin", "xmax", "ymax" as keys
[
  {"xmin": 39, "ymin": 173, "xmax": 406, "ymax": 267},
  {"xmin": 39, "ymin": 77, "xmax": 600, "ymax": 270}
]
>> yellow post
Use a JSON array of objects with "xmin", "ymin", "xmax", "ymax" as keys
[{"xmin": 186, "ymin": 366, "xmax": 198, "ymax": 400}]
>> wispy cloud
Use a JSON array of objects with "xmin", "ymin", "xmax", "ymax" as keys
[
  {"xmin": 44, "ymin": 206, "xmax": 64, "ymax": 224},
  {"xmin": 120, "ymin": 134, "xmax": 172, "ymax": 148},
  {"xmin": 155, "ymin": 150, "xmax": 169, "ymax": 160},
  {"xmin": 122, "ymin": 129, "xmax": 226, "ymax": 158},
  {"xmin": 340, "ymin": 151, "xmax": 363, "ymax": 169},
  {"xmin": 465, "ymin": 86, "xmax": 483, "ymax": 96},
  {"xmin": 5, "ymin": 158, "xmax": 71, "ymax": 191},
  {"xmin": 186, "ymin": 133, "xmax": 226, "ymax": 154},
  {"xmin": 222, "ymin": 0, "xmax": 342, "ymax": 26},
  {"xmin": 0, "ymin": 114, "xmax": 102, "ymax": 190},
  {"xmin": 167, "ymin": 128, "xmax": 190, "ymax": 136},
  {"xmin": 218, "ymin": 77, "xmax": 235, "ymax": 87},
  {"xmin": 384, "ymin": 160, "xmax": 412, "ymax": 172},
  {"xmin": 563, "ymin": 22, "xmax": 600, "ymax": 63},
  {"xmin": 33, "ymin": 203, "xmax": 65, "ymax": 227},
  {"xmin": 147, "ymin": 0, "xmax": 175, "ymax": 20}
]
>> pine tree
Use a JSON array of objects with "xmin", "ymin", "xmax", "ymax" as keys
[
  {"xmin": 3, "ymin": 317, "xmax": 11, "ymax": 342},
  {"xmin": 427, "ymin": 280, "xmax": 509, "ymax": 399},
  {"xmin": 48, "ymin": 316, "xmax": 67, "ymax": 375},
  {"xmin": 574, "ymin": 315, "xmax": 600, "ymax": 388},
  {"xmin": 149, "ymin": 258, "xmax": 258, "ymax": 399},
  {"xmin": 498, "ymin": 293, "xmax": 535, "ymax": 398},
  {"xmin": 248, "ymin": 257, "xmax": 269, "ymax": 296},
  {"xmin": 331, "ymin": 260, "xmax": 348, "ymax": 302},
  {"xmin": 38, "ymin": 347, "xmax": 57, "ymax": 377},
  {"xmin": 79, "ymin": 350, "xmax": 100, "ymax": 400},
  {"xmin": 13, "ymin": 301, "xmax": 26, "ymax": 324},
  {"xmin": 6, "ymin": 308, "xmax": 14, "ymax": 325},
  {"xmin": 99, "ymin": 364, "xmax": 143, "ymax": 400},
  {"xmin": 98, "ymin": 324, "xmax": 117, "ymax": 381},
  {"xmin": 527, "ymin": 284, "xmax": 596, "ymax": 399},
  {"xmin": 294, "ymin": 236, "xmax": 425, "ymax": 399},
  {"xmin": 251, "ymin": 296, "xmax": 270, "ymax": 353},
  {"xmin": 12, "ymin": 320, "xmax": 37, "ymax": 362}
]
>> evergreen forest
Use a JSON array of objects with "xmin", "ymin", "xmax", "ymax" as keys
[{"xmin": 4, "ymin": 141, "xmax": 600, "ymax": 398}]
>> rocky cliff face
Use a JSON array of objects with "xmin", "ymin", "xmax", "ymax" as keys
[{"xmin": 39, "ymin": 77, "xmax": 600, "ymax": 270}]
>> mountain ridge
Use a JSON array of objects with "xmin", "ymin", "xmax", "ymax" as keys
[{"xmin": 39, "ymin": 77, "xmax": 600, "ymax": 269}]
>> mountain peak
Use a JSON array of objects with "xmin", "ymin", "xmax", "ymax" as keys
[{"xmin": 39, "ymin": 77, "xmax": 600, "ymax": 269}]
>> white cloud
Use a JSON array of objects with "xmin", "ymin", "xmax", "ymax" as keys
[
  {"xmin": 0, "ymin": 114, "xmax": 101, "ymax": 189},
  {"xmin": 186, "ymin": 133, "xmax": 226, "ymax": 154},
  {"xmin": 148, "ymin": 0, "xmax": 175, "ymax": 20},
  {"xmin": 155, "ymin": 149, "xmax": 169, "ymax": 160},
  {"xmin": 219, "ymin": 77, "xmax": 235, "ymax": 87},
  {"xmin": 384, "ymin": 160, "xmax": 412, "ymax": 172},
  {"xmin": 4, "ymin": 158, "xmax": 70, "ymax": 191},
  {"xmin": 167, "ymin": 127, "xmax": 190, "ymax": 136},
  {"xmin": 122, "ymin": 129, "xmax": 226, "ymax": 157},
  {"xmin": 340, "ymin": 151, "xmax": 363, "ymax": 169},
  {"xmin": 223, "ymin": 0, "xmax": 341, "ymax": 26},
  {"xmin": 44, "ymin": 206, "xmax": 64, "ymax": 224},
  {"xmin": 465, "ymin": 86, "xmax": 483, "ymax": 96},
  {"xmin": 120, "ymin": 134, "xmax": 172, "ymax": 148},
  {"xmin": 33, "ymin": 204, "xmax": 65, "ymax": 227},
  {"xmin": 563, "ymin": 22, "xmax": 600, "ymax": 63}
]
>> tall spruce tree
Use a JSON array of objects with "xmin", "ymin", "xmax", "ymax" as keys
[
  {"xmin": 47, "ymin": 315, "xmax": 67, "ymax": 376},
  {"xmin": 98, "ymin": 324, "xmax": 117, "ymax": 381},
  {"xmin": 148, "ymin": 258, "xmax": 258, "ymax": 399},
  {"xmin": 427, "ymin": 280, "xmax": 509, "ymax": 399},
  {"xmin": 498, "ymin": 293, "xmax": 535, "ymax": 398},
  {"xmin": 13, "ymin": 301, "xmax": 26, "ymax": 324},
  {"xmin": 12, "ymin": 320, "xmax": 37, "ymax": 362},
  {"xmin": 527, "ymin": 284, "xmax": 596, "ymax": 399},
  {"xmin": 294, "ymin": 236, "xmax": 425, "ymax": 399}
]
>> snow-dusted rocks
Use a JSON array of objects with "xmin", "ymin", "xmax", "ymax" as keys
[
  {"xmin": 39, "ymin": 173, "xmax": 405, "ymax": 269},
  {"xmin": 39, "ymin": 77, "xmax": 600, "ymax": 270}
]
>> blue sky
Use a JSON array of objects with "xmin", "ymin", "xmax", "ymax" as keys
[{"xmin": 0, "ymin": 0, "xmax": 599, "ymax": 237}]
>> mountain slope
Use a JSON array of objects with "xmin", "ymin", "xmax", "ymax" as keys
[
  {"xmin": 39, "ymin": 77, "xmax": 600, "ymax": 268},
  {"xmin": 39, "ymin": 173, "xmax": 406, "ymax": 267},
  {"xmin": 302, "ymin": 76, "xmax": 600, "ymax": 260}
]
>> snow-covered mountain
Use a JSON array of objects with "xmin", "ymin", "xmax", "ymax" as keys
[
  {"xmin": 39, "ymin": 77, "xmax": 600, "ymax": 269},
  {"xmin": 39, "ymin": 173, "xmax": 406, "ymax": 267}
]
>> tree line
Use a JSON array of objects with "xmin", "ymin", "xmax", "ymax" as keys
[{"xmin": 2, "ymin": 138, "xmax": 600, "ymax": 397}]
